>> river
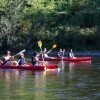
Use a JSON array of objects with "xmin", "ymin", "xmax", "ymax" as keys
[{"xmin": 0, "ymin": 56, "xmax": 99, "ymax": 100}]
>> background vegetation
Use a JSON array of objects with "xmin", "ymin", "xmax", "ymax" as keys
[{"xmin": 0, "ymin": 0, "xmax": 100, "ymax": 51}]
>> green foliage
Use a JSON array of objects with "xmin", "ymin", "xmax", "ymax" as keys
[{"xmin": 0, "ymin": 0, "xmax": 100, "ymax": 51}]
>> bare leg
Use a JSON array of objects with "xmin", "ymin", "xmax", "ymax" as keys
[
  {"xmin": 4, "ymin": 61, "xmax": 18, "ymax": 66},
  {"xmin": 0, "ymin": 60, "xmax": 3, "ymax": 65}
]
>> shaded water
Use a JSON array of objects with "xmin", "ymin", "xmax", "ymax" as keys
[{"xmin": 0, "ymin": 57, "xmax": 100, "ymax": 100}]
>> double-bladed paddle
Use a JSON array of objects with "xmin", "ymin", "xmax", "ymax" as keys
[
  {"xmin": 14, "ymin": 49, "xmax": 26, "ymax": 57},
  {"xmin": 47, "ymin": 44, "xmax": 57, "ymax": 54},
  {"xmin": 38, "ymin": 40, "xmax": 42, "ymax": 49},
  {"xmin": 52, "ymin": 44, "xmax": 57, "ymax": 49},
  {"xmin": 37, "ymin": 40, "xmax": 46, "ymax": 67}
]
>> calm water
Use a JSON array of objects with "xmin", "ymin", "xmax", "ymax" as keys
[{"xmin": 0, "ymin": 57, "xmax": 100, "ymax": 100}]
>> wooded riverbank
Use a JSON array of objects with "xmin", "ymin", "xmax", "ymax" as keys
[{"xmin": 0, "ymin": 0, "xmax": 100, "ymax": 51}]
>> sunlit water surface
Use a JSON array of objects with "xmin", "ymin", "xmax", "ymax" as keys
[{"xmin": 0, "ymin": 57, "xmax": 100, "ymax": 100}]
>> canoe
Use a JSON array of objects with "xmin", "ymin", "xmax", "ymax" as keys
[
  {"xmin": 39, "ymin": 57, "xmax": 91, "ymax": 62},
  {"xmin": 0, "ymin": 64, "xmax": 58, "ymax": 70}
]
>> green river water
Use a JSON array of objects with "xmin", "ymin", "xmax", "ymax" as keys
[{"xmin": 0, "ymin": 57, "xmax": 99, "ymax": 100}]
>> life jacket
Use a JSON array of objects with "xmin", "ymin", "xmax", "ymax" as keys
[
  {"xmin": 32, "ymin": 56, "xmax": 39, "ymax": 66},
  {"xmin": 57, "ymin": 51, "xmax": 63, "ymax": 58},
  {"xmin": 18, "ymin": 57, "xmax": 26, "ymax": 66}
]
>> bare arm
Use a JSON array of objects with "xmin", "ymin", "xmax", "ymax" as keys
[{"xmin": 47, "ymin": 49, "xmax": 52, "ymax": 54}]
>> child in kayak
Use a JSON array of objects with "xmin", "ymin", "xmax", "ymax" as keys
[{"xmin": 18, "ymin": 53, "xmax": 26, "ymax": 66}]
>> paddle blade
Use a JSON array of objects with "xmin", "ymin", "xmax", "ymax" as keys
[
  {"xmin": 14, "ymin": 49, "xmax": 26, "ymax": 56},
  {"xmin": 38, "ymin": 40, "xmax": 42, "ymax": 48},
  {"xmin": 52, "ymin": 44, "xmax": 57, "ymax": 49}
]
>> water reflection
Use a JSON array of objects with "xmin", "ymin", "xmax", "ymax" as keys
[
  {"xmin": 58, "ymin": 61, "xmax": 65, "ymax": 70},
  {"xmin": 68, "ymin": 62, "xmax": 91, "ymax": 70},
  {"xmin": 4, "ymin": 70, "xmax": 25, "ymax": 84},
  {"xmin": 68, "ymin": 62, "xmax": 91, "ymax": 77},
  {"xmin": 0, "ymin": 69, "xmax": 60, "ymax": 100},
  {"xmin": 32, "ymin": 71, "xmax": 46, "ymax": 100},
  {"xmin": 31, "ymin": 68, "xmax": 60, "ymax": 77},
  {"xmin": 0, "ymin": 59, "xmax": 99, "ymax": 100}
]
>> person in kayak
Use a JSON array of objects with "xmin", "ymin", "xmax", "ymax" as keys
[
  {"xmin": 62, "ymin": 49, "xmax": 65, "ymax": 57},
  {"xmin": 2, "ymin": 50, "xmax": 12, "ymax": 65},
  {"xmin": 68, "ymin": 49, "xmax": 75, "ymax": 58},
  {"xmin": 1, "ymin": 50, "xmax": 18, "ymax": 66},
  {"xmin": 4, "ymin": 56, "xmax": 18, "ymax": 66},
  {"xmin": 57, "ymin": 48, "xmax": 63, "ymax": 58},
  {"xmin": 18, "ymin": 53, "xmax": 26, "ymax": 66},
  {"xmin": 42, "ymin": 48, "xmax": 52, "ymax": 58},
  {"xmin": 32, "ymin": 52, "xmax": 39, "ymax": 67}
]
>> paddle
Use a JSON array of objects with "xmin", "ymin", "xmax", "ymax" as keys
[
  {"xmin": 14, "ymin": 49, "xmax": 26, "ymax": 57},
  {"xmin": 37, "ymin": 40, "xmax": 43, "ymax": 56},
  {"xmin": 38, "ymin": 40, "xmax": 42, "ymax": 49},
  {"xmin": 47, "ymin": 44, "xmax": 57, "ymax": 54},
  {"xmin": 37, "ymin": 40, "xmax": 46, "ymax": 67},
  {"xmin": 37, "ymin": 40, "xmax": 43, "ymax": 57},
  {"xmin": 52, "ymin": 44, "xmax": 57, "ymax": 49}
]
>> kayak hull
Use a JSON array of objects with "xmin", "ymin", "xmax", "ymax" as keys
[
  {"xmin": 0, "ymin": 65, "xmax": 44, "ymax": 70},
  {"xmin": 39, "ymin": 57, "xmax": 91, "ymax": 62},
  {"xmin": 46, "ymin": 64, "xmax": 58, "ymax": 69},
  {"xmin": 0, "ymin": 64, "xmax": 58, "ymax": 70}
]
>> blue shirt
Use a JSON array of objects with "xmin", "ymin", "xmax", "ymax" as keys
[{"xmin": 18, "ymin": 58, "xmax": 26, "ymax": 66}]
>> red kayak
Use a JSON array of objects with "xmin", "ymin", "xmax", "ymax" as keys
[
  {"xmin": 0, "ymin": 64, "xmax": 58, "ymax": 70},
  {"xmin": 39, "ymin": 57, "xmax": 91, "ymax": 62}
]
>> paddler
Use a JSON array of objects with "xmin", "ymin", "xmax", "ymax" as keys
[
  {"xmin": 57, "ymin": 48, "xmax": 63, "ymax": 58},
  {"xmin": 2, "ymin": 50, "xmax": 12, "ymax": 65},
  {"xmin": 18, "ymin": 53, "xmax": 26, "ymax": 66},
  {"xmin": 32, "ymin": 52, "xmax": 39, "ymax": 67},
  {"xmin": 42, "ymin": 48, "xmax": 52, "ymax": 58},
  {"xmin": 68, "ymin": 49, "xmax": 75, "ymax": 58},
  {"xmin": 4, "ymin": 56, "xmax": 18, "ymax": 66},
  {"xmin": 1, "ymin": 50, "xmax": 18, "ymax": 66}
]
